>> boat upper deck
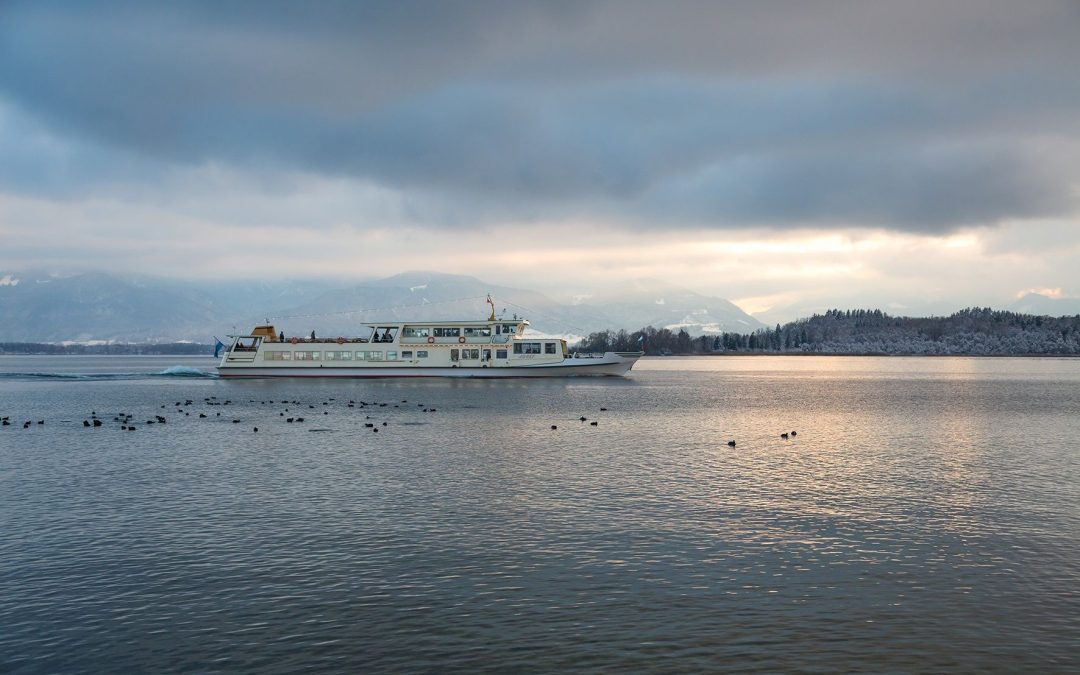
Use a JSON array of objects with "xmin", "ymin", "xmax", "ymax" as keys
[
  {"xmin": 229, "ymin": 318, "xmax": 534, "ymax": 347},
  {"xmin": 386, "ymin": 319, "xmax": 528, "ymax": 328}
]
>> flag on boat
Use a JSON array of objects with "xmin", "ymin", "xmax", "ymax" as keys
[{"xmin": 213, "ymin": 337, "xmax": 226, "ymax": 358}]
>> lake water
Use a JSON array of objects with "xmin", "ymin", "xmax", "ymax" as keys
[{"xmin": 1, "ymin": 355, "xmax": 1078, "ymax": 672}]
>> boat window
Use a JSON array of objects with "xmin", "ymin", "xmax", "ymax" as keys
[
  {"xmin": 372, "ymin": 327, "xmax": 396, "ymax": 343},
  {"xmin": 368, "ymin": 351, "xmax": 383, "ymax": 361},
  {"xmin": 355, "ymin": 351, "xmax": 365, "ymax": 361},
  {"xmin": 233, "ymin": 337, "xmax": 260, "ymax": 351},
  {"xmin": 433, "ymin": 327, "xmax": 461, "ymax": 338},
  {"xmin": 513, "ymin": 342, "xmax": 542, "ymax": 354},
  {"xmin": 402, "ymin": 327, "xmax": 430, "ymax": 338},
  {"xmin": 496, "ymin": 349, "xmax": 507, "ymax": 359},
  {"xmin": 387, "ymin": 351, "xmax": 397, "ymax": 361},
  {"xmin": 417, "ymin": 351, "xmax": 428, "ymax": 358},
  {"xmin": 503, "ymin": 324, "xmax": 518, "ymax": 334},
  {"xmin": 325, "ymin": 350, "xmax": 352, "ymax": 361},
  {"xmin": 545, "ymin": 343, "xmax": 557, "ymax": 354},
  {"xmin": 460, "ymin": 349, "xmax": 479, "ymax": 360},
  {"xmin": 450, "ymin": 349, "xmax": 459, "ymax": 361},
  {"xmin": 464, "ymin": 326, "xmax": 491, "ymax": 337},
  {"xmin": 281, "ymin": 351, "xmax": 292, "ymax": 360},
  {"xmin": 401, "ymin": 351, "xmax": 413, "ymax": 359},
  {"xmin": 263, "ymin": 351, "xmax": 287, "ymax": 361}
]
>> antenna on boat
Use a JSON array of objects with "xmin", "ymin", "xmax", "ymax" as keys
[{"xmin": 486, "ymin": 294, "xmax": 496, "ymax": 321}]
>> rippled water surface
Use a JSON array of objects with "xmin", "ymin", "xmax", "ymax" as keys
[{"xmin": 1, "ymin": 355, "xmax": 1078, "ymax": 672}]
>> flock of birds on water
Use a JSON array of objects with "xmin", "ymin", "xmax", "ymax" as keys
[
  {"xmin": 2, "ymin": 396, "xmax": 797, "ymax": 446},
  {"xmin": 1, "ymin": 396, "xmax": 439, "ymax": 435}
]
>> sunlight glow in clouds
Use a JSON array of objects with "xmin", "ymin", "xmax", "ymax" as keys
[
  {"xmin": 1018, "ymin": 288, "xmax": 1062, "ymax": 299},
  {"xmin": 3, "ymin": 178, "xmax": 1073, "ymax": 322}
]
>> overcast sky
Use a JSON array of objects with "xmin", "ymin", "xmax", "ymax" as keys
[{"xmin": 1, "ymin": 1, "xmax": 1078, "ymax": 321}]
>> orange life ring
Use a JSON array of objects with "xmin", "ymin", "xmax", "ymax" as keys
[
  {"xmin": 290, "ymin": 337, "xmax": 298, "ymax": 345},
  {"xmin": 458, "ymin": 336, "xmax": 466, "ymax": 344},
  {"xmin": 427, "ymin": 336, "xmax": 435, "ymax": 344},
  {"xmin": 337, "ymin": 336, "xmax": 345, "ymax": 345}
]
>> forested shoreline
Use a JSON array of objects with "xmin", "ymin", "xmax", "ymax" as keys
[
  {"xmin": 0, "ymin": 343, "xmax": 213, "ymax": 355},
  {"xmin": 573, "ymin": 308, "xmax": 1080, "ymax": 356}
]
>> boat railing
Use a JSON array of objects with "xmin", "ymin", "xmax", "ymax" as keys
[
  {"xmin": 394, "ymin": 336, "xmax": 516, "ymax": 345},
  {"xmin": 278, "ymin": 337, "xmax": 373, "ymax": 344}
]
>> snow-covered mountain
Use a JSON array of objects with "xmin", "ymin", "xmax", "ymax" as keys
[
  {"xmin": 0, "ymin": 271, "xmax": 340, "ymax": 342},
  {"xmin": 0, "ymin": 270, "xmax": 763, "ymax": 342},
  {"xmin": 260, "ymin": 272, "xmax": 595, "ymax": 339},
  {"xmin": 567, "ymin": 279, "xmax": 766, "ymax": 335},
  {"xmin": 0, "ymin": 271, "xmax": 223, "ymax": 342},
  {"xmin": 1008, "ymin": 293, "xmax": 1080, "ymax": 317}
]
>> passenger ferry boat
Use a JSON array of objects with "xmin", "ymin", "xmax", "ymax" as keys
[{"xmin": 217, "ymin": 301, "xmax": 642, "ymax": 378}]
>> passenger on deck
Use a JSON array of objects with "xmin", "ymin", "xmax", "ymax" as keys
[
  {"xmin": 310, "ymin": 330, "xmax": 316, "ymax": 341},
  {"xmin": 279, "ymin": 331, "xmax": 285, "ymax": 342}
]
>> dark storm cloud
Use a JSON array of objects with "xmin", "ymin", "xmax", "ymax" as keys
[
  {"xmin": 1, "ymin": 0, "xmax": 1079, "ymax": 230},
  {"xmin": 646, "ymin": 142, "xmax": 1073, "ymax": 231}
]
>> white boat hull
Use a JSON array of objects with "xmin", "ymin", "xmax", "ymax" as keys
[{"xmin": 218, "ymin": 353, "xmax": 641, "ymax": 378}]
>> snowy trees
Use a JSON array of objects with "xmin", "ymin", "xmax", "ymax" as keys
[{"xmin": 572, "ymin": 309, "xmax": 1080, "ymax": 355}]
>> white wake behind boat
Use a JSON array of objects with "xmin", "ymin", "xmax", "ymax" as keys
[{"xmin": 217, "ymin": 304, "xmax": 642, "ymax": 378}]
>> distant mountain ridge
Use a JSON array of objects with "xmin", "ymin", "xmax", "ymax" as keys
[
  {"xmin": 0, "ymin": 271, "xmax": 222, "ymax": 343},
  {"xmin": 571, "ymin": 278, "xmax": 764, "ymax": 336},
  {"xmin": 0, "ymin": 270, "xmax": 765, "ymax": 343},
  {"xmin": 1008, "ymin": 292, "xmax": 1080, "ymax": 317}
]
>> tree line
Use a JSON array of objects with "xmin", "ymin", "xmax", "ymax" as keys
[
  {"xmin": 572, "ymin": 308, "xmax": 1080, "ymax": 356},
  {"xmin": 0, "ymin": 342, "xmax": 214, "ymax": 355}
]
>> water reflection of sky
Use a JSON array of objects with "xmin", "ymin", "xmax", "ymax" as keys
[
  {"xmin": 637, "ymin": 354, "xmax": 1080, "ymax": 382},
  {"xmin": 1, "ymin": 355, "xmax": 1078, "ymax": 671}
]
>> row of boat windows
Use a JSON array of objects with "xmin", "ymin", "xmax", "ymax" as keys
[
  {"xmin": 514, "ymin": 342, "xmax": 559, "ymax": 354},
  {"xmin": 402, "ymin": 325, "xmax": 519, "ymax": 338},
  {"xmin": 449, "ymin": 349, "xmax": 509, "ymax": 361},
  {"xmin": 264, "ymin": 350, "xmax": 417, "ymax": 361},
  {"xmin": 260, "ymin": 349, "xmax": 529, "ymax": 362}
]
